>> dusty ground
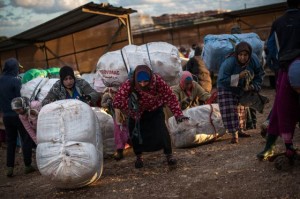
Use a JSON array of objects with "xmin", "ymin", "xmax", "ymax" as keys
[{"xmin": 0, "ymin": 87, "xmax": 300, "ymax": 199}]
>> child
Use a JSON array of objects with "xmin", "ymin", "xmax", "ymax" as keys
[
  {"xmin": 101, "ymin": 87, "xmax": 129, "ymax": 160},
  {"xmin": 11, "ymin": 97, "xmax": 41, "ymax": 144}
]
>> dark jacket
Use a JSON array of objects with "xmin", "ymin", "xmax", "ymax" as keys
[
  {"xmin": 42, "ymin": 78, "xmax": 99, "ymax": 106},
  {"xmin": 186, "ymin": 57, "xmax": 200, "ymax": 80},
  {"xmin": 217, "ymin": 53, "xmax": 264, "ymax": 96},
  {"xmin": 268, "ymin": 9, "xmax": 300, "ymax": 64},
  {"xmin": 0, "ymin": 58, "xmax": 21, "ymax": 117}
]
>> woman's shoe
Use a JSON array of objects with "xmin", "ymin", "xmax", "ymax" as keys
[
  {"xmin": 6, "ymin": 167, "xmax": 14, "ymax": 177},
  {"xmin": 166, "ymin": 154, "xmax": 177, "ymax": 166},
  {"xmin": 135, "ymin": 156, "xmax": 143, "ymax": 169},
  {"xmin": 238, "ymin": 130, "xmax": 251, "ymax": 138},
  {"xmin": 25, "ymin": 165, "xmax": 36, "ymax": 174},
  {"xmin": 231, "ymin": 137, "xmax": 239, "ymax": 144},
  {"xmin": 230, "ymin": 131, "xmax": 239, "ymax": 144},
  {"xmin": 114, "ymin": 149, "xmax": 124, "ymax": 161},
  {"xmin": 257, "ymin": 134, "xmax": 277, "ymax": 160}
]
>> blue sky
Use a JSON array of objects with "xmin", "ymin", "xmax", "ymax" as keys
[{"xmin": 0, "ymin": 0, "xmax": 285, "ymax": 37}]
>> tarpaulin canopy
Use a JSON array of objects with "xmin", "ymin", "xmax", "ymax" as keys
[{"xmin": 0, "ymin": 2, "xmax": 136, "ymax": 52}]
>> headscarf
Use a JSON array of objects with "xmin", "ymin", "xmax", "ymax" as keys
[
  {"xmin": 235, "ymin": 41, "xmax": 252, "ymax": 66},
  {"xmin": 59, "ymin": 66, "xmax": 75, "ymax": 84},
  {"xmin": 180, "ymin": 71, "xmax": 193, "ymax": 96},
  {"xmin": 288, "ymin": 59, "xmax": 300, "ymax": 88},
  {"xmin": 137, "ymin": 71, "xmax": 150, "ymax": 82},
  {"xmin": 133, "ymin": 65, "xmax": 153, "ymax": 90}
]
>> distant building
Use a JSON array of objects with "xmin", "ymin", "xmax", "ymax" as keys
[{"xmin": 130, "ymin": 13, "xmax": 154, "ymax": 30}]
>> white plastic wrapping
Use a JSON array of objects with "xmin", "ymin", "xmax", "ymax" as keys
[
  {"xmin": 168, "ymin": 104, "xmax": 226, "ymax": 148},
  {"xmin": 37, "ymin": 78, "xmax": 59, "ymax": 101},
  {"xmin": 96, "ymin": 42, "xmax": 182, "ymax": 87},
  {"xmin": 21, "ymin": 77, "xmax": 59, "ymax": 101},
  {"xmin": 81, "ymin": 73, "xmax": 96, "ymax": 88},
  {"xmin": 93, "ymin": 73, "xmax": 107, "ymax": 94},
  {"xmin": 36, "ymin": 100, "xmax": 103, "ymax": 189},
  {"xmin": 92, "ymin": 107, "xmax": 115, "ymax": 158},
  {"xmin": 21, "ymin": 77, "xmax": 48, "ymax": 100}
]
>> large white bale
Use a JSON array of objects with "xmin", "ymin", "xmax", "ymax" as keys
[
  {"xmin": 36, "ymin": 100, "xmax": 103, "ymax": 189},
  {"xmin": 168, "ymin": 104, "xmax": 226, "ymax": 148},
  {"xmin": 21, "ymin": 77, "xmax": 48, "ymax": 100},
  {"xmin": 96, "ymin": 42, "xmax": 182, "ymax": 87},
  {"xmin": 92, "ymin": 107, "xmax": 115, "ymax": 158},
  {"xmin": 96, "ymin": 50, "xmax": 129, "ymax": 87},
  {"xmin": 81, "ymin": 73, "xmax": 96, "ymax": 88},
  {"xmin": 93, "ymin": 73, "xmax": 107, "ymax": 94},
  {"xmin": 37, "ymin": 78, "xmax": 59, "ymax": 101}
]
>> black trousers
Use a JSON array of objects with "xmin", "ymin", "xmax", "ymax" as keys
[
  {"xmin": 129, "ymin": 107, "xmax": 172, "ymax": 156},
  {"xmin": 3, "ymin": 115, "xmax": 33, "ymax": 167}
]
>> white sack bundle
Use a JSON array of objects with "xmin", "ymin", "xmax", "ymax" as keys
[
  {"xmin": 36, "ymin": 99, "xmax": 103, "ymax": 189},
  {"xmin": 21, "ymin": 77, "xmax": 48, "ymax": 100},
  {"xmin": 168, "ymin": 104, "xmax": 226, "ymax": 148},
  {"xmin": 92, "ymin": 107, "xmax": 115, "ymax": 158},
  {"xmin": 96, "ymin": 42, "xmax": 182, "ymax": 87},
  {"xmin": 37, "ymin": 78, "xmax": 59, "ymax": 101}
]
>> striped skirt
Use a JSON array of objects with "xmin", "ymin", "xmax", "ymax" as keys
[{"xmin": 218, "ymin": 88, "xmax": 240, "ymax": 133}]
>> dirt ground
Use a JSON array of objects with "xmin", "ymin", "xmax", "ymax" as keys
[{"xmin": 0, "ymin": 87, "xmax": 300, "ymax": 199}]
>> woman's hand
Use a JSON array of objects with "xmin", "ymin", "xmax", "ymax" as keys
[
  {"xmin": 176, "ymin": 115, "xmax": 189, "ymax": 123},
  {"xmin": 239, "ymin": 70, "xmax": 248, "ymax": 79}
]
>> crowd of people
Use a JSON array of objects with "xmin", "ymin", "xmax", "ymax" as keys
[{"xmin": 0, "ymin": 0, "xmax": 299, "ymax": 179}]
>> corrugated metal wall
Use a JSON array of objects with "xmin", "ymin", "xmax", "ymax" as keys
[{"xmin": 132, "ymin": 10, "xmax": 284, "ymax": 49}]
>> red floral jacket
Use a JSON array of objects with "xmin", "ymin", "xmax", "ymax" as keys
[{"xmin": 113, "ymin": 74, "xmax": 183, "ymax": 120}]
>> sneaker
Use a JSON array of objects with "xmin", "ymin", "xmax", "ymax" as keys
[
  {"xmin": 135, "ymin": 156, "xmax": 143, "ymax": 169},
  {"xmin": 25, "ymin": 165, "xmax": 36, "ymax": 174},
  {"xmin": 238, "ymin": 130, "xmax": 251, "ymax": 138},
  {"xmin": 6, "ymin": 167, "xmax": 14, "ymax": 177}
]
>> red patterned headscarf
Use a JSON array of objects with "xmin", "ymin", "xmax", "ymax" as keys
[{"xmin": 180, "ymin": 71, "xmax": 193, "ymax": 96}]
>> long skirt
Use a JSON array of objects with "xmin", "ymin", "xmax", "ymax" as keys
[
  {"xmin": 129, "ymin": 106, "xmax": 172, "ymax": 155},
  {"xmin": 113, "ymin": 119, "xmax": 129, "ymax": 150},
  {"xmin": 268, "ymin": 67, "xmax": 300, "ymax": 144},
  {"xmin": 217, "ymin": 88, "xmax": 240, "ymax": 133}
]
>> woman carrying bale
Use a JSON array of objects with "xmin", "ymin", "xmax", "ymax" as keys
[
  {"xmin": 217, "ymin": 41, "xmax": 264, "ymax": 144},
  {"xmin": 171, "ymin": 71, "xmax": 211, "ymax": 110},
  {"xmin": 113, "ymin": 65, "xmax": 189, "ymax": 168},
  {"xmin": 42, "ymin": 66, "xmax": 99, "ymax": 106}
]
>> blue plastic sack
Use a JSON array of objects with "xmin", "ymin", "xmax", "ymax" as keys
[{"xmin": 202, "ymin": 33, "xmax": 263, "ymax": 73}]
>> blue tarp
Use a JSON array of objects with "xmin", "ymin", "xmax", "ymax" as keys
[{"xmin": 202, "ymin": 33, "xmax": 263, "ymax": 73}]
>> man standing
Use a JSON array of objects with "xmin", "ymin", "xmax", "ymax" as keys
[
  {"xmin": 257, "ymin": 0, "xmax": 300, "ymax": 162},
  {"xmin": 0, "ymin": 58, "xmax": 35, "ymax": 177}
]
